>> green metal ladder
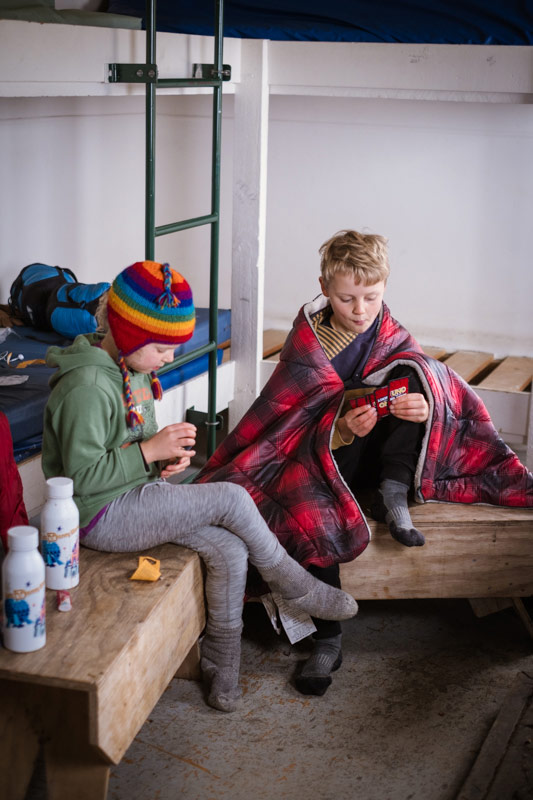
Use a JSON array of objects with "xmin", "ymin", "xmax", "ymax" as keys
[{"xmin": 109, "ymin": 0, "xmax": 229, "ymax": 459}]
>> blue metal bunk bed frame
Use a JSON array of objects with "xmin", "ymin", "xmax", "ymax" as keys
[{"xmin": 109, "ymin": 0, "xmax": 229, "ymax": 459}]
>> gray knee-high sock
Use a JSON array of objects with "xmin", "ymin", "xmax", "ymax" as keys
[
  {"xmin": 379, "ymin": 479, "xmax": 425, "ymax": 547},
  {"xmin": 258, "ymin": 552, "xmax": 358, "ymax": 621},
  {"xmin": 200, "ymin": 624, "xmax": 243, "ymax": 712}
]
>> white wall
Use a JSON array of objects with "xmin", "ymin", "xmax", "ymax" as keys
[
  {"xmin": 0, "ymin": 94, "xmax": 234, "ymax": 309},
  {"xmin": 264, "ymin": 96, "xmax": 533, "ymax": 357},
  {"xmin": 1, "ymin": 89, "xmax": 532, "ymax": 357}
]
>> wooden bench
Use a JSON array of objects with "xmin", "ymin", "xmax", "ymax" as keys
[
  {"xmin": 0, "ymin": 543, "xmax": 205, "ymax": 800},
  {"xmin": 340, "ymin": 501, "xmax": 533, "ymax": 634}
]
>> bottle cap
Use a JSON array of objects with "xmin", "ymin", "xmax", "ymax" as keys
[
  {"xmin": 46, "ymin": 476, "xmax": 74, "ymax": 499},
  {"xmin": 8, "ymin": 526, "xmax": 39, "ymax": 551}
]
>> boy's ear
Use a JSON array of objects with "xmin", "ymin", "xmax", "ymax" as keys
[{"xmin": 319, "ymin": 276, "xmax": 329, "ymax": 297}]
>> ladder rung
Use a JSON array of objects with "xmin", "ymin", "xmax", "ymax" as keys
[
  {"xmin": 157, "ymin": 79, "xmax": 222, "ymax": 89},
  {"xmin": 155, "ymin": 214, "xmax": 218, "ymax": 237},
  {"xmin": 157, "ymin": 341, "xmax": 218, "ymax": 376}
]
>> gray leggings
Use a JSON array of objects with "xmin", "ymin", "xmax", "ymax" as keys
[{"xmin": 82, "ymin": 481, "xmax": 282, "ymax": 630}]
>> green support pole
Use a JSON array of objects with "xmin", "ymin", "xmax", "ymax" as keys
[
  {"xmin": 139, "ymin": 0, "xmax": 225, "ymax": 462},
  {"xmin": 145, "ymin": 0, "xmax": 156, "ymax": 261},
  {"xmin": 206, "ymin": 0, "xmax": 224, "ymax": 456}
]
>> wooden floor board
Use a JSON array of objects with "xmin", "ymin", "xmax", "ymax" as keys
[{"xmin": 456, "ymin": 672, "xmax": 533, "ymax": 800}]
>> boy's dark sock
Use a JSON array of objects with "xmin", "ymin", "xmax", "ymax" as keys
[
  {"xmin": 372, "ymin": 478, "xmax": 425, "ymax": 547},
  {"xmin": 294, "ymin": 633, "xmax": 342, "ymax": 697}
]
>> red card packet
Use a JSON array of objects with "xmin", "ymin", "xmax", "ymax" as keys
[
  {"xmin": 349, "ymin": 377, "xmax": 409, "ymax": 418},
  {"xmin": 388, "ymin": 377, "xmax": 409, "ymax": 403},
  {"xmin": 374, "ymin": 386, "xmax": 389, "ymax": 416},
  {"xmin": 350, "ymin": 396, "xmax": 368, "ymax": 409}
]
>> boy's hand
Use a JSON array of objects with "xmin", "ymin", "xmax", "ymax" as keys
[
  {"xmin": 140, "ymin": 422, "xmax": 197, "ymax": 465},
  {"xmin": 339, "ymin": 405, "xmax": 378, "ymax": 439},
  {"xmin": 390, "ymin": 392, "xmax": 429, "ymax": 423}
]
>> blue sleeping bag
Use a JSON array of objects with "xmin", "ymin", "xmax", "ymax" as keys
[{"xmin": 8, "ymin": 263, "xmax": 110, "ymax": 339}]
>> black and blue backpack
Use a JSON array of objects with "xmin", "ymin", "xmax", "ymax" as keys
[{"xmin": 8, "ymin": 263, "xmax": 110, "ymax": 339}]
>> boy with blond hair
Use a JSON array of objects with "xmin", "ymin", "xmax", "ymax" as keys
[{"xmin": 198, "ymin": 229, "xmax": 533, "ymax": 697}]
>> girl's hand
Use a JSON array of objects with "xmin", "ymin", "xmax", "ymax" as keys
[
  {"xmin": 160, "ymin": 456, "xmax": 192, "ymax": 478},
  {"xmin": 140, "ymin": 422, "xmax": 197, "ymax": 465},
  {"xmin": 338, "ymin": 404, "xmax": 378, "ymax": 440},
  {"xmin": 390, "ymin": 392, "xmax": 429, "ymax": 423}
]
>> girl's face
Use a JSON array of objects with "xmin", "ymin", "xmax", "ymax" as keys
[
  {"xmin": 126, "ymin": 343, "xmax": 176, "ymax": 373},
  {"xmin": 319, "ymin": 274, "xmax": 385, "ymax": 335}
]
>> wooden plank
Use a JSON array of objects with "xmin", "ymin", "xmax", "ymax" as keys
[
  {"xmin": 485, "ymin": 678, "xmax": 533, "ymax": 800},
  {"xmin": 477, "ymin": 356, "xmax": 533, "ymax": 393},
  {"xmin": 443, "ymin": 350, "xmax": 495, "ymax": 383},
  {"xmin": 0, "ymin": 544, "xmax": 203, "ymax": 688},
  {"xmin": 340, "ymin": 503, "xmax": 533, "ymax": 600},
  {"xmin": 421, "ymin": 345, "xmax": 448, "ymax": 359},
  {"xmin": 263, "ymin": 329, "xmax": 289, "ymax": 358},
  {"xmin": 0, "ymin": 682, "xmax": 40, "ymax": 800},
  {"xmin": 511, "ymin": 598, "xmax": 533, "ymax": 640},
  {"xmin": 0, "ymin": 544, "xmax": 206, "ymax": 764},
  {"xmin": 456, "ymin": 672, "xmax": 533, "ymax": 800},
  {"xmin": 95, "ymin": 550, "xmax": 205, "ymax": 763},
  {"xmin": 468, "ymin": 598, "xmax": 513, "ymax": 618},
  {"xmin": 175, "ymin": 641, "xmax": 201, "ymax": 681}
]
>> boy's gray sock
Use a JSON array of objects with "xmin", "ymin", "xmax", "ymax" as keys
[
  {"xmin": 379, "ymin": 479, "xmax": 425, "ymax": 547},
  {"xmin": 295, "ymin": 634, "xmax": 343, "ymax": 696},
  {"xmin": 200, "ymin": 624, "xmax": 243, "ymax": 712},
  {"xmin": 258, "ymin": 551, "xmax": 358, "ymax": 621}
]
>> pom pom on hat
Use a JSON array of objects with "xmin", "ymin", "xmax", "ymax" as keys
[{"xmin": 108, "ymin": 261, "xmax": 195, "ymax": 428}]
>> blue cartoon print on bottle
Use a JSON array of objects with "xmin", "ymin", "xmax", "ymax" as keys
[
  {"xmin": 42, "ymin": 538, "xmax": 64, "ymax": 567},
  {"xmin": 34, "ymin": 595, "xmax": 46, "ymax": 638},
  {"xmin": 4, "ymin": 596, "xmax": 33, "ymax": 628},
  {"xmin": 64, "ymin": 537, "xmax": 79, "ymax": 581}
]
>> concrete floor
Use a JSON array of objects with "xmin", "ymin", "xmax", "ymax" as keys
[
  {"xmin": 23, "ymin": 440, "xmax": 533, "ymax": 799},
  {"xmin": 104, "ymin": 597, "xmax": 532, "ymax": 800}
]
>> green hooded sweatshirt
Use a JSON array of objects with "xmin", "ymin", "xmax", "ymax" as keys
[{"xmin": 42, "ymin": 334, "xmax": 159, "ymax": 527}]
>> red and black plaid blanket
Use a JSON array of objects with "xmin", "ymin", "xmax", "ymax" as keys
[
  {"xmin": 0, "ymin": 411, "xmax": 28, "ymax": 552},
  {"xmin": 197, "ymin": 298, "xmax": 533, "ymax": 568}
]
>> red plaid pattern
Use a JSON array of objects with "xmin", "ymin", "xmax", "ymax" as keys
[{"xmin": 196, "ymin": 303, "xmax": 533, "ymax": 567}]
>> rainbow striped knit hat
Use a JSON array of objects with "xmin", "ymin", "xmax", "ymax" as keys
[{"xmin": 107, "ymin": 261, "xmax": 195, "ymax": 428}]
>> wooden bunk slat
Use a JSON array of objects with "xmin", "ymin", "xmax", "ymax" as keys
[
  {"xmin": 442, "ymin": 350, "xmax": 494, "ymax": 383},
  {"xmin": 477, "ymin": 356, "xmax": 533, "ymax": 393},
  {"xmin": 421, "ymin": 345, "xmax": 447, "ymax": 359},
  {"xmin": 263, "ymin": 329, "xmax": 289, "ymax": 359}
]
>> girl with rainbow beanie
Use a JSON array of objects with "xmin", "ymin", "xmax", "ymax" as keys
[{"xmin": 42, "ymin": 261, "xmax": 357, "ymax": 712}]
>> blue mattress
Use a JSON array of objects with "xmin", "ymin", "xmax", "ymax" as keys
[
  {"xmin": 107, "ymin": 1, "xmax": 533, "ymax": 45},
  {"xmin": 0, "ymin": 307, "xmax": 231, "ymax": 461}
]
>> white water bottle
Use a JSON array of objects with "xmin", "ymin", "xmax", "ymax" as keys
[
  {"xmin": 40, "ymin": 477, "xmax": 80, "ymax": 590},
  {"xmin": 2, "ymin": 526, "xmax": 46, "ymax": 653}
]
